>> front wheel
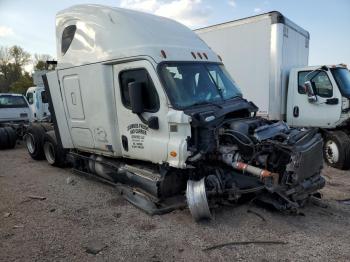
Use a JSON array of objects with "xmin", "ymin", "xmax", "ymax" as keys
[{"xmin": 323, "ymin": 131, "xmax": 350, "ymax": 170}]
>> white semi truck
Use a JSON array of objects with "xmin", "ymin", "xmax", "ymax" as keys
[
  {"xmin": 195, "ymin": 12, "xmax": 350, "ymax": 170},
  {"xmin": 26, "ymin": 5, "xmax": 326, "ymax": 221}
]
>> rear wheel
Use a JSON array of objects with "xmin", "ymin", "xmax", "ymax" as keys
[
  {"xmin": 25, "ymin": 125, "xmax": 46, "ymax": 160},
  {"xmin": 323, "ymin": 131, "xmax": 350, "ymax": 170},
  {"xmin": 0, "ymin": 127, "xmax": 9, "ymax": 149},
  {"xmin": 43, "ymin": 131, "xmax": 66, "ymax": 167},
  {"xmin": 4, "ymin": 127, "xmax": 16, "ymax": 149}
]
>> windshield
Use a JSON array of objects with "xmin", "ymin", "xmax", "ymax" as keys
[
  {"xmin": 0, "ymin": 95, "xmax": 28, "ymax": 108},
  {"xmin": 331, "ymin": 68, "xmax": 350, "ymax": 97},
  {"xmin": 159, "ymin": 63, "xmax": 242, "ymax": 108}
]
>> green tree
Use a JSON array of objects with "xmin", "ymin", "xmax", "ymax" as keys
[
  {"xmin": 34, "ymin": 54, "xmax": 56, "ymax": 70},
  {"xmin": 0, "ymin": 45, "xmax": 31, "ymax": 93},
  {"xmin": 9, "ymin": 45, "xmax": 30, "ymax": 67},
  {"xmin": 9, "ymin": 72, "xmax": 33, "ymax": 94}
]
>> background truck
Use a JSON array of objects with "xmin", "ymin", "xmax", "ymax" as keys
[
  {"xmin": 25, "ymin": 5, "xmax": 325, "ymax": 221},
  {"xmin": 195, "ymin": 11, "xmax": 350, "ymax": 170},
  {"xmin": 26, "ymin": 70, "xmax": 51, "ymax": 121},
  {"xmin": 0, "ymin": 93, "xmax": 31, "ymax": 149}
]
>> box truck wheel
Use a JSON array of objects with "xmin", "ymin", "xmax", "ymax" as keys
[
  {"xmin": 25, "ymin": 125, "xmax": 46, "ymax": 160},
  {"xmin": 3, "ymin": 127, "xmax": 16, "ymax": 149},
  {"xmin": 0, "ymin": 127, "xmax": 10, "ymax": 149},
  {"xmin": 43, "ymin": 131, "xmax": 66, "ymax": 167},
  {"xmin": 323, "ymin": 131, "xmax": 350, "ymax": 170}
]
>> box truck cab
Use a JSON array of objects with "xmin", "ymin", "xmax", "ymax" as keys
[
  {"xmin": 26, "ymin": 5, "xmax": 326, "ymax": 221},
  {"xmin": 196, "ymin": 12, "xmax": 350, "ymax": 170},
  {"xmin": 287, "ymin": 65, "xmax": 350, "ymax": 128},
  {"xmin": 26, "ymin": 71, "xmax": 51, "ymax": 121}
]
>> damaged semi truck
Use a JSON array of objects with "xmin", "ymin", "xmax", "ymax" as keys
[{"xmin": 26, "ymin": 5, "xmax": 325, "ymax": 221}]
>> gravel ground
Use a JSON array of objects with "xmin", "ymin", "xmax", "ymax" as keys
[{"xmin": 1, "ymin": 145, "xmax": 350, "ymax": 262}]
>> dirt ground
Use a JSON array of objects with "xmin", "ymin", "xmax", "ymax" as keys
[{"xmin": 1, "ymin": 145, "xmax": 350, "ymax": 262}]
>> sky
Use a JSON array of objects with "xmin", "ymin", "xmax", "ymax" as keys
[{"xmin": 0, "ymin": 0, "xmax": 349, "ymax": 69}]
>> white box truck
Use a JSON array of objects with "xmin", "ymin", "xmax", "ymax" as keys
[
  {"xmin": 196, "ymin": 12, "xmax": 350, "ymax": 170},
  {"xmin": 25, "ymin": 5, "xmax": 326, "ymax": 221},
  {"xmin": 25, "ymin": 71, "xmax": 51, "ymax": 121}
]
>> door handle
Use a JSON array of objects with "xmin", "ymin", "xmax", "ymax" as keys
[{"xmin": 293, "ymin": 106, "xmax": 299, "ymax": 117}]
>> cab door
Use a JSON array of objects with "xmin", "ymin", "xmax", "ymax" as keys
[
  {"xmin": 288, "ymin": 69, "xmax": 342, "ymax": 128},
  {"xmin": 114, "ymin": 60, "xmax": 169, "ymax": 164}
]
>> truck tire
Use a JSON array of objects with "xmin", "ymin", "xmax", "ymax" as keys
[
  {"xmin": 43, "ymin": 130, "xmax": 66, "ymax": 167},
  {"xmin": 25, "ymin": 125, "xmax": 46, "ymax": 160},
  {"xmin": 4, "ymin": 127, "xmax": 16, "ymax": 149},
  {"xmin": 0, "ymin": 127, "xmax": 9, "ymax": 149},
  {"xmin": 39, "ymin": 123, "xmax": 53, "ymax": 132},
  {"xmin": 323, "ymin": 131, "xmax": 350, "ymax": 170}
]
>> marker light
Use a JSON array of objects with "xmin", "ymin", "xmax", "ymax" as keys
[{"xmin": 170, "ymin": 151, "xmax": 177, "ymax": 157}]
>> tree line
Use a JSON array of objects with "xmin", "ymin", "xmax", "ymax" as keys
[{"xmin": 0, "ymin": 45, "xmax": 55, "ymax": 94}]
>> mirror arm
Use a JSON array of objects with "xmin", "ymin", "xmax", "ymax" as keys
[
  {"xmin": 136, "ymin": 113, "xmax": 159, "ymax": 130},
  {"xmin": 137, "ymin": 113, "xmax": 149, "ymax": 125}
]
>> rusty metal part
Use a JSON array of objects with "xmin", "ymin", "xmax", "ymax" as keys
[{"xmin": 232, "ymin": 161, "xmax": 279, "ymax": 184}]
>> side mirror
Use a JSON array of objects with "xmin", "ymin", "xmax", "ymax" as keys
[
  {"xmin": 304, "ymin": 81, "xmax": 317, "ymax": 103},
  {"xmin": 128, "ymin": 82, "xmax": 144, "ymax": 114}
]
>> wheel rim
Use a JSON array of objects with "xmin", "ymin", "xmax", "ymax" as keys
[
  {"xmin": 325, "ymin": 140, "xmax": 340, "ymax": 164},
  {"xmin": 186, "ymin": 178, "xmax": 211, "ymax": 221},
  {"xmin": 44, "ymin": 142, "xmax": 55, "ymax": 164},
  {"xmin": 25, "ymin": 134, "xmax": 35, "ymax": 154}
]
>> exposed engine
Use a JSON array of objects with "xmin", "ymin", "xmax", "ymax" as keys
[{"xmin": 186, "ymin": 116, "xmax": 325, "ymax": 220}]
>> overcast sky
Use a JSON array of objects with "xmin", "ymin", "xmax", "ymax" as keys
[{"xmin": 0, "ymin": 0, "xmax": 349, "ymax": 67}]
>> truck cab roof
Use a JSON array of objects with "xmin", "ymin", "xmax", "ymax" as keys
[{"xmin": 56, "ymin": 4, "xmax": 219, "ymax": 69}]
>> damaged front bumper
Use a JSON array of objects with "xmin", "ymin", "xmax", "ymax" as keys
[{"xmin": 186, "ymin": 132, "xmax": 326, "ymax": 221}]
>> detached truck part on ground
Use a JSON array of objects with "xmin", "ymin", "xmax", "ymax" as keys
[
  {"xmin": 195, "ymin": 11, "xmax": 350, "ymax": 170},
  {"xmin": 26, "ymin": 5, "xmax": 325, "ymax": 221}
]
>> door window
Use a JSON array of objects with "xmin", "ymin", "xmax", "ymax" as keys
[
  {"xmin": 41, "ymin": 90, "xmax": 48, "ymax": 103},
  {"xmin": 298, "ymin": 71, "xmax": 333, "ymax": 98},
  {"xmin": 61, "ymin": 25, "xmax": 76, "ymax": 55},
  {"xmin": 26, "ymin": 92, "xmax": 34, "ymax": 104},
  {"xmin": 119, "ymin": 69, "xmax": 159, "ymax": 112}
]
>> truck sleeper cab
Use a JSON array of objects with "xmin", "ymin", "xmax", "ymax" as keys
[{"xmin": 27, "ymin": 5, "xmax": 325, "ymax": 221}]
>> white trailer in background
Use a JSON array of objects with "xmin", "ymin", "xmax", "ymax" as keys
[{"xmin": 196, "ymin": 12, "xmax": 350, "ymax": 169}]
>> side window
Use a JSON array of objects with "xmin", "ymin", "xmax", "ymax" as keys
[
  {"xmin": 298, "ymin": 71, "xmax": 308, "ymax": 94},
  {"xmin": 119, "ymin": 69, "xmax": 159, "ymax": 112},
  {"xmin": 61, "ymin": 25, "xmax": 76, "ymax": 55},
  {"xmin": 26, "ymin": 92, "xmax": 34, "ymax": 105},
  {"xmin": 312, "ymin": 72, "xmax": 333, "ymax": 97},
  {"xmin": 298, "ymin": 71, "xmax": 333, "ymax": 98},
  {"xmin": 41, "ymin": 91, "xmax": 48, "ymax": 103}
]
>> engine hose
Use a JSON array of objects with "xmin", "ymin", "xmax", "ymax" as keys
[{"xmin": 221, "ymin": 132, "xmax": 256, "ymax": 156}]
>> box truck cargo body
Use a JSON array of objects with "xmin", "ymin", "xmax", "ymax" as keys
[{"xmin": 196, "ymin": 12, "xmax": 309, "ymax": 120}]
